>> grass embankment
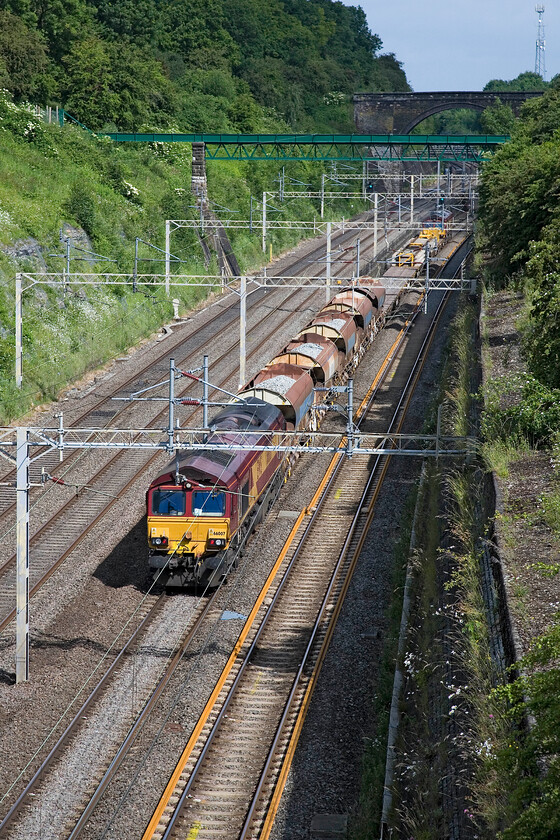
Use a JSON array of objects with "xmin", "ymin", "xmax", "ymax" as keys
[
  {"xmin": 476, "ymin": 287, "xmax": 560, "ymax": 840},
  {"xmin": 360, "ymin": 298, "xmax": 516, "ymax": 838},
  {"xmin": 0, "ymin": 94, "xmax": 370, "ymax": 422},
  {"xmin": 371, "ymin": 288, "xmax": 560, "ymax": 839}
]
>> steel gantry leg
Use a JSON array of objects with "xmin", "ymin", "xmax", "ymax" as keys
[
  {"xmin": 168, "ymin": 358, "xmax": 175, "ymax": 454},
  {"xmin": 203, "ymin": 355, "xmax": 209, "ymax": 431},
  {"xmin": 326, "ymin": 222, "xmax": 332, "ymax": 302},
  {"xmin": 262, "ymin": 192, "xmax": 267, "ymax": 253},
  {"xmin": 165, "ymin": 220, "xmax": 171, "ymax": 296},
  {"xmin": 16, "ymin": 427, "xmax": 29, "ymax": 683},
  {"xmin": 239, "ymin": 275, "xmax": 247, "ymax": 390},
  {"xmin": 15, "ymin": 273, "xmax": 22, "ymax": 389},
  {"xmin": 373, "ymin": 193, "xmax": 379, "ymax": 259}
]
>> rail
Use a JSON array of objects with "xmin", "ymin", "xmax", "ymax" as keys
[{"xmin": 142, "ymin": 281, "xmax": 447, "ymax": 838}]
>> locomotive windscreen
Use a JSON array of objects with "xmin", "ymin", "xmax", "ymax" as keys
[
  {"xmin": 151, "ymin": 488, "xmax": 186, "ymax": 515},
  {"xmin": 192, "ymin": 490, "xmax": 226, "ymax": 516}
]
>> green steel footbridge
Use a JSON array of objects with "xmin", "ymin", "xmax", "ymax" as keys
[{"xmin": 102, "ymin": 132, "xmax": 508, "ymax": 163}]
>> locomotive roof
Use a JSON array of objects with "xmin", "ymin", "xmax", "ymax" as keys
[{"xmin": 149, "ymin": 397, "xmax": 284, "ymax": 490}]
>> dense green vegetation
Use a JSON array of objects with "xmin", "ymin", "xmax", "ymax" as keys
[
  {"xmin": 484, "ymin": 70, "xmax": 550, "ymax": 93},
  {"xmin": 0, "ymin": 0, "xmax": 409, "ymax": 133},
  {"xmin": 0, "ymin": 90, "xmax": 376, "ymax": 421},
  {"xmin": 476, "ymin": 84, "xmax": 560, "ymax": 840},
  {"xmin": 0, "ymin": 0, "xmax": 412, "ymax": 421},
  {"xmin": 478, "ymin": 85, "xmax": 560, "ymax": 393}
]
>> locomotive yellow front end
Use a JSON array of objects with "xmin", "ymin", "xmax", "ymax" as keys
[{"xmin": 147, "ymin": 483, "xmax": 230, "ymax": 587}]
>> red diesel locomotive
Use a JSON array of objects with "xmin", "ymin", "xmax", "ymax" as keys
[{"xmin": 147, "ymin": 276, "xmax": 388, "ymax": 588}]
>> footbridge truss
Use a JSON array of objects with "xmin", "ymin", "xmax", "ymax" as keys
[{"xmin": 101, "ymin": 132, "xmax": 507, "ymax": 163}]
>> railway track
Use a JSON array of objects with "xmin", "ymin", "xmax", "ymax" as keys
[
  {"xmin": 0, "ymin": 585, "xmax": 230, "ymax": 839},
  {"xmin": 0, "ymin": 282, "xmax": 321, "ymax": 630},
  {"xmin": 0, "ymin": 201, "xmax": 424, "ymax": 518},
  {"xmin": 0, "ymin": 209, "xmax": 429, "ymax": 631},
  {"xmin": 131, "ymin": 241, "xmax": 472, "ymax": 840},
  {"xmin": 0, "ymin": 200, "xmax": 430, "ymax": 527},
  {"xmin": 0, "ymin": 277, "xmax": 422, "ymax": 840},
  {"xmin": 0, "ymin": 211, "xmax": 392, "ymax": 509},
  {"xmin": 0, "ymin": 203, "xmax": 448, "ymax": 840},
  {"xmin": 139, "ymin": 284, "xmax": 449, "ymax": 840}
]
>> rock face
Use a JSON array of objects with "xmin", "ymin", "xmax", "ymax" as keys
[
  {"xmin": 1, "ymin": 237, "xmax": 48, "ymax": 271},
  {"xmin": 1, "ymin": 224, "xmax": 94, "ymax": 273},
  {"xmin": 60, "ymin": 223, "xmax": 93, "ymax": 255}
]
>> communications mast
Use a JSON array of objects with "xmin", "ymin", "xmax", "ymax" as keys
[{"xmin": 535, "ymin": 4, "xmax": 546, "ymax": 81}]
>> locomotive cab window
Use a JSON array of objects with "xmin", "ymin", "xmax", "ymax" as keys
[
  {"xmin": 192, "ymin": 490, "xmax": 226, "ymax": 517},
  {"xmin": 151, "ymin": 488, "xmax": 186, "ymax": 516}
]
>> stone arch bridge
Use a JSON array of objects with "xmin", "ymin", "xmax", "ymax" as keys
[{"xmin": 353, "ymin": 91, "xmax": 543, "ymax": 135}]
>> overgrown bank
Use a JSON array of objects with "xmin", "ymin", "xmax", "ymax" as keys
[
  {"xmin": 369, "ymin": 289, "xmax": 560, "ymax": 838},
  {"xmin": 380, "ymin": 298, "xmax": 511, "ymax": 839},
  {"xmin": 384, "ymin": 83, "xmax": 560, "ymax": 832},
  {"xmin": 351, "ymin": 297, "xmax": 503, "ymax": 838},
  {"xmin": 473, "ymin": 83, "xmax": 560, "ymax": 838},
  {"xmin": 0, "ymin": 93, "xmax": 373, "ymax": 422},
  {"xmin": 476, "ymin": 290, "xmax": 560, "ymax": 839}
]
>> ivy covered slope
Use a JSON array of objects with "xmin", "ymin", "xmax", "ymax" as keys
[
  {"xmin": 478, "ymin": 82, "xmax": 560, "ymax": 389},
  {"xmin": 475, "ymin": 86, "xmax": 560, "ymax": 840},
  {"xmin": 0, "ymin": 91, "xmax": 377, "ymax": 424},
  {"xmin": 0, "ymin": 0, "xmax": 408, "ymax": 133}
]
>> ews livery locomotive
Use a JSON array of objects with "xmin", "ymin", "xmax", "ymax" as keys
[{"xmin": 147, "ymin": 265, "xmax": 434, "ymax": 588}]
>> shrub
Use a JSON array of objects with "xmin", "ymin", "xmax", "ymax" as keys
[
  {"xmin": 481, "ymin": 373, "xmax": 560, "ymax": 448},
  {"xmin": 491, "ymin": 620, "xmax": 560, "ymax": 840},
  {"xmin": 63, "ymin": 182, "xmax": 96, "ymax": 237}
]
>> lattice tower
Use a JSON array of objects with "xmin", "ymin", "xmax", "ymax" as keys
[{"xmin": 535, "ymin": 4, "xmax": 546, "ymax": 81}]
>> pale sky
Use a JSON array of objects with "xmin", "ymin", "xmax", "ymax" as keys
[{"xmin": 345, "ymin": 1, "xmax": 558, "ymax": 91}]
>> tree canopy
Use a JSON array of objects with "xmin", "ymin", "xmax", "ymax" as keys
[
  {"xmin": 478, "ymin": 87, "xmax": 560, "ymax": 391},
  {"xmin": 484, "ymin": 71, "xmax": 549, "ymax": 93},
  {"xmin": 0, "ymin": 0, "xmax": 410, "ymax": 132}
]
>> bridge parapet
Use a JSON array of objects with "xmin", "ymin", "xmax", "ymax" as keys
[{"xmin": 354, "ymin": 91, "xmax": 543, "ymax": 135}]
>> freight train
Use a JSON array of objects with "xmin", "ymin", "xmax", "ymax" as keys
[
  {"xmin": 146, "ymin": 228, "xmax": 450, "ymax": 589},
  {"xmin": 393, "ymin": 226, "xmax": 447, "ymax": 270}
]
